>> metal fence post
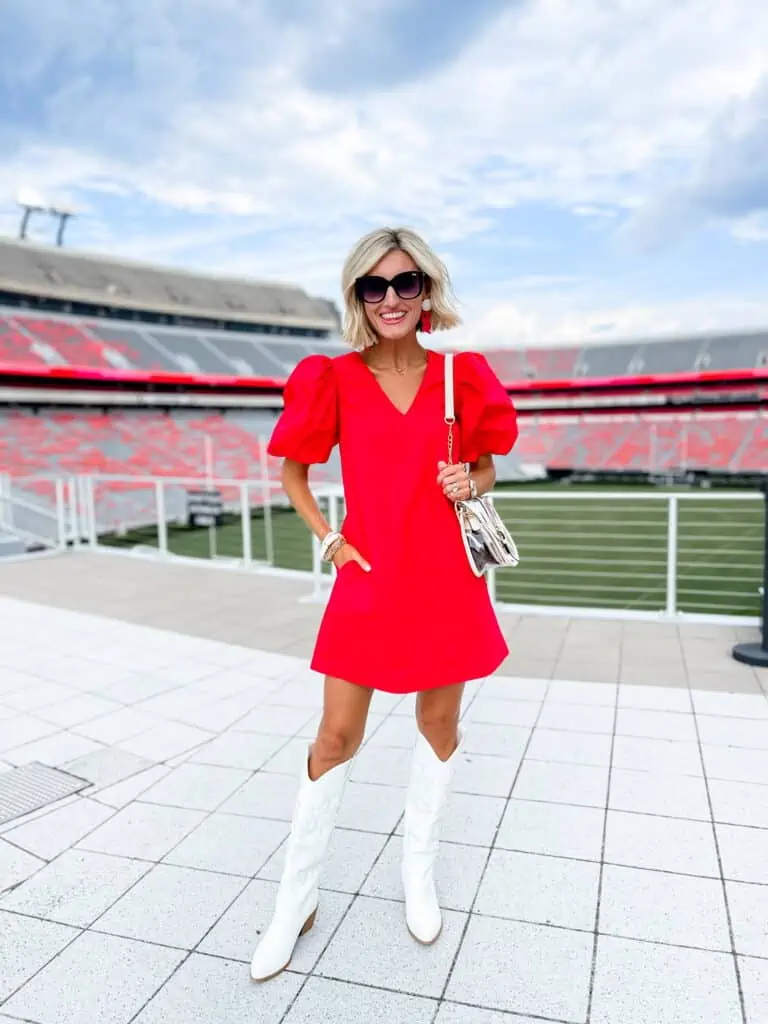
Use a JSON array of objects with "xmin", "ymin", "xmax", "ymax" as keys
[
  {"xmin": 8, "ymin": 477, "xmax": 16, "ymax": 532},
  {"xmin": 733, "ymin": 482, "xmax": 768, "ymax": 666},
  {"xmin": 665, "ymin": 495, "xmax": 678, "ymax": 617},
  {"xmin": 311, "ymin": 534, "xmax": 323, "ymax": 599},
  {"xmin": 487, "ymin": 493, "xmax": 498, "ymax": 604},
  {"xmin": 329, "ymin": 490, "xmax": 342, "ymax": 584},
  {"xmin": 0, "ymin": 474, "xmax": 8, "ymax": 531},
  {"xmin": 86, "ymin": 476, "xmax": 97, "ymax": 546},
  {"xmin": 55, "ymin": 478, "xmax": 67, "ymax": 549},
  {"xmin": 76, "ymin": 477, "xmax": 89, "ymax": 544},
  {"xmin": 66, "ymin": 477, "xmax": 80, "ymax": 547},
  {"xmin": 240, "ymin": 482, "xmax": 252, "ymax": 566},
  {"xmin": 259, "ymin": 437, "xmax": 275, "ymax": 565},
  {"xmin": 155, "ymin": 480, "xmax": 168, "ymax": 555},
  {"xmin": 329, "ymin": 491, "xmax": 340, "ymax": 534}
]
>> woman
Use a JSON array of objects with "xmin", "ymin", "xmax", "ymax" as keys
[{"xmin": 251, "ymin": 226, "xmax": 518, "ymax": 982}]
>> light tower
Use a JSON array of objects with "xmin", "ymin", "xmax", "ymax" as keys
[
  {"xmin": 15, "ymin": 188, "xmax": 46, "ymax": 240},
  {"xmin": 49, "ymin": 204, "xmax": 76, "ymax": 247}
]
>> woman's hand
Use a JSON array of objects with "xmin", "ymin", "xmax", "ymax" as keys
[
  {"xmin": 332, "ymin": 542, "xmax": 371, "ymax": 573},
  {"xmin": 437, "ymin": 461, "xmax": 471, "ymax": 503}
]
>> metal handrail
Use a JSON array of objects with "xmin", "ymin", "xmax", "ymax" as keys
[{"xmin": 3, "ymin": 472, "xmax": 764, "ymax": 625}]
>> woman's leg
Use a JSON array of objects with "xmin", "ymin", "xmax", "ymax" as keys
[
  {"xmin": 310, "ymin": 675, "xmax": 375, "ymax": 778},
  {"xmin": 251, "ymin": 675, "xmax": 373, "ymax": 982},
  {"xmin": 402, "ymin": 682, "xmax": 466, "ymax": 944},
  {"xmin": 414, "ymin": 682, "xmax": 465, "ymax": 759}
]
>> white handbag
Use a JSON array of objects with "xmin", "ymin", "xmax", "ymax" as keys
[{"xmin": 444, "ymin": 353, "xmax": 520, "ymax": 577}]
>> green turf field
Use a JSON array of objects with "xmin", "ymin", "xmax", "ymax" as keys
[
  {"xmin": 98, "ymin": 485, "xmax": 765, "ymax": 617},
  {"xmin": 492, "ymin": 491, "xmax": 763, "ymax": 615}
]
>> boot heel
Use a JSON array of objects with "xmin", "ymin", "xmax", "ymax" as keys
[{"xmin": 251, "ymin": 910, "xmax": 318, "ymax": 983}]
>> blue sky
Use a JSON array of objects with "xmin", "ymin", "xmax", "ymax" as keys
[{"xmin": 1, "ymin": 0, "xmax": 767, "ymax": 348}]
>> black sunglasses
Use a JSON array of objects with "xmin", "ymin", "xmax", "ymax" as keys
[{"xmin": 354, "ymin": 270, "xmax": 426, "ymax": 304}]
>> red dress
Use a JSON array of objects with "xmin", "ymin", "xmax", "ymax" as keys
[{"xmin": 267, "ymin": 349, "xmax": 519, "ymax": 693}]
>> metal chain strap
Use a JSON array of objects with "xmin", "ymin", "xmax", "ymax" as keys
[{"xmin": 445, "ymin": 417, "xmax": 455, "ymax": 466}]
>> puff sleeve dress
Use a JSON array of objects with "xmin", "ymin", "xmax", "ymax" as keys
[{"xmin": 267, "ymin": 349, "xmax": 519, "ymax": 693}]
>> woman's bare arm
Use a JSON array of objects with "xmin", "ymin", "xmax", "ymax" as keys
[
  {"xmin": 470, "ymin": 454, "xmax": 496, "ymax": 497},
  {"xmin": 281, "ymin": 459, "xmax": 334, "ymax": 542},
  {"xmin": 280, "ymin": 459, "xmax": 371, "ymax": 571}
]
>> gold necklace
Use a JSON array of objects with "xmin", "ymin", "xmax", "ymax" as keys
[{"xmin": 368, "ymin": 356, "xmax": 428, "ymax": 376}]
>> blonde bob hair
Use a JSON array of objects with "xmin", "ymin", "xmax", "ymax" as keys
[{"xmin": 341, "ymin": 226, "xmax": 461, "ymax": 350}]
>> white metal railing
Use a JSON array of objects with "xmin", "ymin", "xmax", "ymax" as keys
[
  {"xmin": 1, "ymin": 473, "xmax": 764, "ymax": 624},
  {"xmin": 311, "ymin": 485, "xmax": 765, "ymax": 624},
  {"xmin": 0, "ymin": 472, "xmax": 309, "ymax": 575},
  {"xmin": 0, "ymin": 475, "xmax": 69, "ymax": 550}
]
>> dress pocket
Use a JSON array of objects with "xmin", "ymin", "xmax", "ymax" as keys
[{"xmin": 332, "ymin": 560, "xmax": 374, "ymax": 615}]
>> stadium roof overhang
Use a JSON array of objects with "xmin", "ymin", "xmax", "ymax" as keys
[{"xmin": 0, "ymin": 277, "xmax": 338, "ymax": 331}]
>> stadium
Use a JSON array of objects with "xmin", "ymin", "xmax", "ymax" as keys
[
  {"xmin": 0, "ymin": 235, "xmax": 765, "ymax": 620},
  {"xmin": 4, "ymin": 0, "xmax": 768, "ymax": 1012},
  {"xmin": 1, "ymin": 232, "xmax": 767, "ymax": 1024}
]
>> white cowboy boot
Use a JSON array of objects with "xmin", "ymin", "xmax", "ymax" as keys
[
  {"xmin": 401, "ymin": 729, "xmax": 463, "ymax": 944},
  {"xmin": 250, "ymin": 748, "xmax": 352, "ymax": 982}
]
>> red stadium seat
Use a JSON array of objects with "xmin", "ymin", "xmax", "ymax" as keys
[
  {"xmin": 13, "ymin": 318, "xmax": 120, "ymax": 369},
  {"xmin": 0, "ymin": 410, "xmax": 334, "ymax": 484},
  {"xmin": 0, "ymin": 318, "xmax": 48, "ymax": 366},
  {"xmin": 514, "ymin": 414, "xmax": 765, "ymax": 472},
  {"xmin": 0, "ymin": 315, "xmax": 167, "ymax": 371}
]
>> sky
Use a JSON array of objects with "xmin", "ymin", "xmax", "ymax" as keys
[{"xmin": 1, "ymin": 0, "xmax": 767, "ymax": 350}]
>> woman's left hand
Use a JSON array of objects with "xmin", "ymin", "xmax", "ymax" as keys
[{"xmin": 437, "ymin": 461, "xmax": 471, "ymax": 503}]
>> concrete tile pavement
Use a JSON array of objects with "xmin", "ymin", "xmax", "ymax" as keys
[
  {"xmin": 0, "ymin": 554, "xmax": 766, "ymax": 1021},
  {"xmin": 0, "ymin": 550, "xmax": 764, "ymax": 693}
]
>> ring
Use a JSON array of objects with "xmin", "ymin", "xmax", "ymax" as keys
[{"xmin": 451, "ymin": 485, "xmax": 458, "ymax": 494}]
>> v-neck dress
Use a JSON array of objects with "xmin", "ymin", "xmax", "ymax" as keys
[{"xmin": 267, "ymin": 349, "xmax": 519, "ymax": 693}]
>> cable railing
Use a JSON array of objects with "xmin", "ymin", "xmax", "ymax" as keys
[
  {"xmin": 310, "ymin": 485, "xmax": 764, "ymax": 622},
  {"xmin": 0, "ymin": 473, "xmax": 763, "ymax": 624}
]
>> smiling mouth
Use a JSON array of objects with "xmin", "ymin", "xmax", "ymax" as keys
[{"xmin": 380, "ymin": 311, "xmax": 407, "ymax": 324}]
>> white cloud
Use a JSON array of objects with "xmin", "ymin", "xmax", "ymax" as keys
[
  {"xmin": 5, "ymin": 1, "xmax": 767, "ymax": 225},
  {"xmin": 479, "ymin": 274, "xmax": 582, "ymax": 295},
  {"xmin": 623, "ymin": 72, "xmax": 768, "ymax": 248},
  {"xmin": 732, "ymin": 213, "xmax": 768, "ymax": 243},
  {"xmin": 456, "ymin": 292, "xmax": 768, "ymax": 350},
  {"xmin": 1, "ymin": 0, "xmax": 768, "ymax": 344},
  {"xmin": 572, "ymin": 205, "xmax": 618, "ymax": 220}
]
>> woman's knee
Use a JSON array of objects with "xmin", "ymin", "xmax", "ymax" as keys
[
  {"xmin": 416, "ymin": 703, "xmax": 460, "ymax": 740},
  {"xmin": 313, "ymin": 721, "xmax": 364, "ymax": 766}
]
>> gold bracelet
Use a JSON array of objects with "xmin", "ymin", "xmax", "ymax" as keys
[
  {"xmin": 320, "ymin": 531, "xmax": 345, "ymax": 562},
  {"xmin": 325, "ymin": 536, "xmax": 346, "ymax": 562}
]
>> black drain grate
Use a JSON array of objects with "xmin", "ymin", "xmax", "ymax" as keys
[{"xmin": 0, "ymin": 762, "xmax": 90, "ymax": 826}]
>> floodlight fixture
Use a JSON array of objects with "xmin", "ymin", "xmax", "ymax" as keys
[{"xmin": 16, "ymin": 188, "xmax": 47, "ymax": 240}]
